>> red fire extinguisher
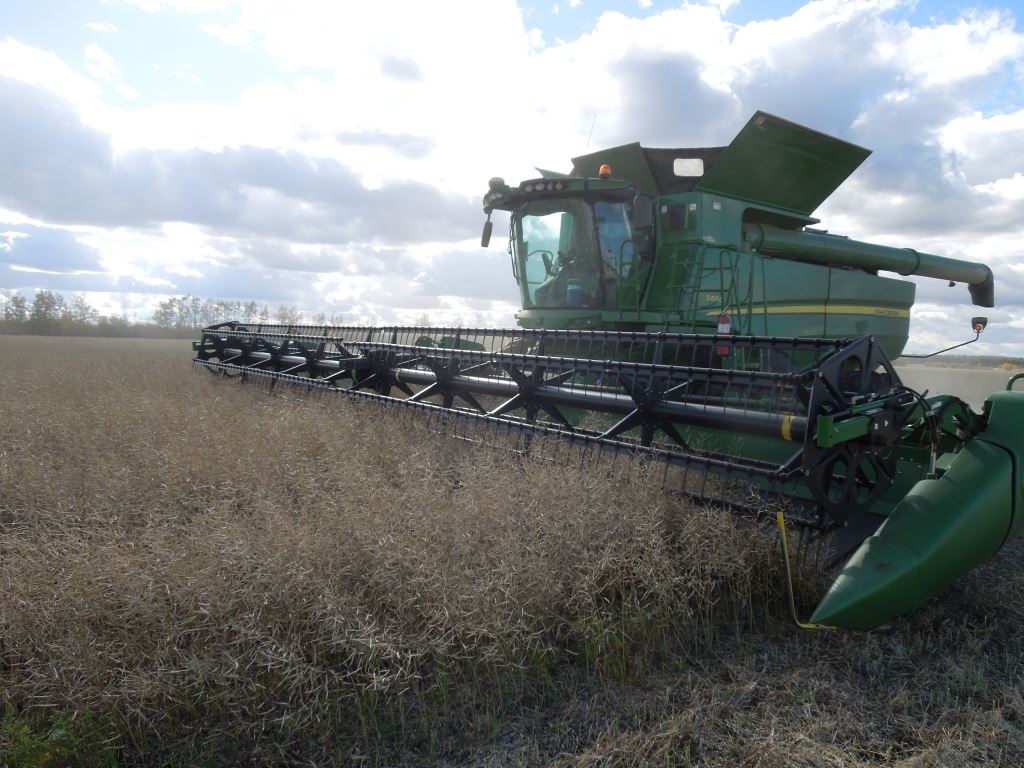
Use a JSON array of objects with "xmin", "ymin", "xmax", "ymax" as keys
[{"xmin": 716, "ymin": 310, "xmax": 731, "ymax": 357}]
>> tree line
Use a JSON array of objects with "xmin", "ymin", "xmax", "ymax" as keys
[
  {"xmin": 149, "ymin": 296, "xmax": 309, "ymax": 329},
  {"xmin": 0, "ymin": 291, "xmax": 320, "ymax": 338}
]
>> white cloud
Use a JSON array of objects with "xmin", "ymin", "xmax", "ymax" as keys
[
  {"xmin": 973, "ymin": 173, "xmax": 1024, "ymax": 201},
  {"xmin": 84, "ymin": 43, "xmax": 138, "ymax": 99},
  {"xmin": 939, "ymin": 108, "xmax": 1024, "ymax": 186},
  {"xmin": 78, "ymin": 227, "xmax": 193, "ymax": 288},
  {"xmin": 157, "ymin": 62, "xmax": 202, "ymax": 82},
  {"xmin": 201, "ymin": 23, "xmax": 251, "ymax": 46},
  {"xmin": 86, "ymin": 22, "xmax": 119, "ymax": 33},
  {"xmin": 84, "ymin": 44, "xmax": 119, "ymax": 82},
  {"xmin": 0, "ymin": 208, "xmax": 48, "ymax": 228},
  {"xmin": 0, "ymin": 37, "xmax": 103, "ymax": 104},
  {"xmin": 895, "ymin": 9, "xmax": 1024, "ymax": 87},
  {"xmin": 0, "ymin": 231, "xmax": 29, "ymax": 251},
  {"xmin": 115, "ymin": 82, "xmax": 139, "ymax": 99},
  {"xmin": 0, "ymin": 38, "xmax": 131, "ymax": 141}
]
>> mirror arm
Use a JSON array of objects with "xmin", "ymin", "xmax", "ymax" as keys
[
  {"xmin": 901, "ymin": 317, "xmax": 988, "ymax": 359},
  {"xmin": 900, "ymin": 333, "xmax": 981, "ymax": 360}
]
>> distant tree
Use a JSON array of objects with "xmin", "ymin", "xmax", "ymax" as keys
[
  {"xmin": 198, "ymin": 299, "xmax": 217, "ymax": 326},
  {"xmin": 3, "ymin": 292, "xmax": 28, "ymax": 323},
  {"xmin": 223, "ymin": 301, "xmax": 244, "ymax": 323},
  {"xmin": 173, "ymin": 295, "xmax": 204, "ymax": 328},
  {"xmin": 190, "ymin": 296, "xmax": 207, "ymax": 327},
  {"xmin": 20, "ymin": 290, "xmax": 69, "ymax": 334},
  {"xmin": 69, "ymin": 295, "xmax": 99, "ymax": 325},
  {"xmin": 152, "ymin": 298, "xmax": 179, "ymax": 328},
  {"xmin": 275, "ymin": 305, "xmax": 303, "ymax": 325},
  {"xmin": 241, "ymin": 300, "xmax": 259, "ymax": 323},
  {"xmin": 30, "ymin": 290, "xmax": 67, "ymax": 322},
  {"xmin": 97, "ymin": 314, "xmax": 130, "ymax": 330},
  {"xmin": 185, "ymin": 299, "xmax": 264, "ymax": 325},
  {"xmin": 216, "ymin": 301, "xmax": 229, "ymax": 325}
]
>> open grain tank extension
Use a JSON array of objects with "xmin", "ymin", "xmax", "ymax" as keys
[{"xmin": 194, "ymin": 112, "xmax": 1022, "ymax": 630}]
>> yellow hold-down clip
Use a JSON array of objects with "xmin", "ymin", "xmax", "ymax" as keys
[{"xmin": 776, "ymin": 510, "xmax": 834, "ymax": 631}]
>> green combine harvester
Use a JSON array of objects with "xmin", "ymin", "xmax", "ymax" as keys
[{"xmin": 194, "ymin": 112, "xmax": 1021, "ymax": 630}]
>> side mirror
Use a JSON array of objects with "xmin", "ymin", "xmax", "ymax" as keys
[
  {"xmin": 632, "ymin": 194, "xmax": 653, "ymax": 228},
  {"xmin": 481, "ymin": 219, "xmax": 493, "ymax": 248}
]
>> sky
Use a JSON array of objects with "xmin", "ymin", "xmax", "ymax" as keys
[{"xmin": 0, "ymin": 0, "xmax": 1023, "ymax": 354}]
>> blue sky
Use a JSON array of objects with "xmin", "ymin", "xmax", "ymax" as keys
[
  {"xmin": 0, "ymin": 1, "xmax": 280, "ymax": 106},
  {"xmin": 1, "ymin": 0, "xmax": 1023, "ymax": 353}
]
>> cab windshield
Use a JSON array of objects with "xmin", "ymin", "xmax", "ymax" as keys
[{"xmin": 513, "ymin": 198, "xmax": 636, "ymax": 309}]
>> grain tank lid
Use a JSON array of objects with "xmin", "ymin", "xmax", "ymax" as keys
[
  {"xmin": 696, "ymin": 111, "xmax": 871, "ymax": 216},
  {"xmin": 570, "ymin": 142, "xmax": 726, "ymax": 197}
]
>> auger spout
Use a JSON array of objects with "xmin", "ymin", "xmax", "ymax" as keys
[{"xmin": 743, "ymin": 223, "xmax": 995, "ymax": 308}]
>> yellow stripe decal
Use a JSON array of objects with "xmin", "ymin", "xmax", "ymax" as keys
[
  {"xmin": 705, "ymin": 305, "xmax": 909, "ymax": 318},
  {"xmin": 781, "ymin": 414, "xmax": 794, "ymax": 442}
]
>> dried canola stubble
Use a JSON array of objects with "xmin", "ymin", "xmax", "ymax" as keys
[{"xmin": 0, "ymin": 335, "xmax": 783, "ymax": 762}]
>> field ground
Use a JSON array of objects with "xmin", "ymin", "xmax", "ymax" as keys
[
  {"xmin": 894, "ymin": 363, "xmax": 1021, "ymax": 412},
  {"xmin": 1, "ymin": 336, "xmax": 1022, "ymax": 767}
]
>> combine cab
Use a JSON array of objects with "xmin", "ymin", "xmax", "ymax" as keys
[{"xmin": 194, "ymin": 112, "xmax": 1021, "ymax": 630}]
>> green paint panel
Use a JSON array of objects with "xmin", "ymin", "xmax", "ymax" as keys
[
  {"xmin": 571, "ymin": 142, "xmax": 661, "ymax": 197},
  {"xmin": 815, "ymin": 414, "xmax": 870, "ymax": 448},
  {"xmin": 696, "ymin": 111, "xmax": 870, "ymax": 215},
  {"xmin": 810, "ymin": 437, "xmax": 1013, "ymax": 629},
  {"xmin": 824, "ymin": 268, "xmax": 914, "ymax": 358},
  {"xmin": 969, "ymin": 390, "xmax": 1024, "ymax": 540}
]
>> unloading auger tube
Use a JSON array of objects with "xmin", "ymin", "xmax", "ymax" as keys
[
  {"xmin": 741, "ymin": 223, "xmax": 995, "ymax": 308},
  {"xmin": 195, "ymin": 321, "xmax": 1024, "ymax": 630}
]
